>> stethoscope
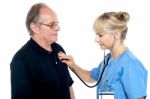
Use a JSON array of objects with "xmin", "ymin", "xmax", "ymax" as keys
[{"xmin": 69, "ymin": 50, "xmax": 110, "ymax": 88}]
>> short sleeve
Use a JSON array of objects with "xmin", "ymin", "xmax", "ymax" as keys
[
  {"xmin": 90, "ymin": 63, "xmax": 103, "ymax": 81},
  {"xmin": 10, "ymin": 57, "xmax": 32, "ymax": 98},
  {"xmin": 121, "ymin": 60, "xmax": 147, "ymax": 99},
  {"xmin": 68, "ymin": 70, "xmax": 74, "ymax": 87},
  {"xmin": 90, "ymin": 53, "xmax": 111, "ymax": 81}
]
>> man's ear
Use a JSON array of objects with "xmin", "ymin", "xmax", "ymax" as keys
[{"xmin": 30, "ymin": 23, "xmax": 40, "ymax": 34}]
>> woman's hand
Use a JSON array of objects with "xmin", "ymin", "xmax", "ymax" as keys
[
  {"xmin": 58, "ymin": 52, "xmax": 76, "ymax": 69},
  {"xmin": 58, "ymin": 52, "xmax": 95, "ymax": 83}
]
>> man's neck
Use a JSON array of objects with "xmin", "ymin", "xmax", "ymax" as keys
[{"xmin": 32, "ymin": 36, "xmax": 52, "ymax": 52}]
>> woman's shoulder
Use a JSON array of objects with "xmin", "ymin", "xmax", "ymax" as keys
[{"xmin": 121, "ymin": 50, "xmax": 147, "ymax": 72}]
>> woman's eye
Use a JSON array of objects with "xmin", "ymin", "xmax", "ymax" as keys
[{"xmin": 98, "ymin": 34, "xmax": 103, "ymax": 37}]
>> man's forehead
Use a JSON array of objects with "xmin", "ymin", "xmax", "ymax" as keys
[
  {"xmin": 39, "ymin": 7, "xmax": 57, "ymax": 22},
  {"xmin": 40, "ymin": 7, "xmax": 55, "ymax": 15}
]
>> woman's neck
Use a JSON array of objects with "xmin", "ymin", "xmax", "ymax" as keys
[{"xmin": 111, "ymin": 43, "xmax": 128, "ymax": 59}]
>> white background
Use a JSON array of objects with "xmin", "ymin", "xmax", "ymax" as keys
[{"xmin": 0, "ymin": 0, "xmax": 149, "ymax": 99}]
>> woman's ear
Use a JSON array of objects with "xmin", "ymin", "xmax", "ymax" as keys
[{"xmin": 114, "ymin": 32, "xmax": 121, "ymax": 40}]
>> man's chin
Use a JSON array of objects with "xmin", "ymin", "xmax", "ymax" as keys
[{"xmin": 52, "ymin": 38, "xmax": 58, "ymax": 43}]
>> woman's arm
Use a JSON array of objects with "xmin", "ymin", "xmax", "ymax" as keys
[{"xmin": 58, "ymin": 52, "xmax": 95, "ymax": 83}]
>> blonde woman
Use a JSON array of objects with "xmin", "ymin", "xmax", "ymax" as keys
[{"xmin": 58, "ymin": 11, "xmax": 147, "ymax": 99}]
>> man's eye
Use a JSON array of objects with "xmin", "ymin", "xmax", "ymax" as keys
[{"xmin": 48, "ymin": 24, "xmax": 55, "ymax": 28}]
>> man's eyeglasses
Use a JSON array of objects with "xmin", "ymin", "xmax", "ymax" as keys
[{"xmin": 38, "ymin": 22, "xmax": 59, "ymax": 29}]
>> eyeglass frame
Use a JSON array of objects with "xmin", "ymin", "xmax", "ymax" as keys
[{"xmin": 37, "ymin": 21, "xmax": 59, "ymax": 29}]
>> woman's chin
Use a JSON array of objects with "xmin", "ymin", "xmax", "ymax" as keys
[{"xmin": 100, "ymin": 46, "xmax": 106, "ymax": 50}]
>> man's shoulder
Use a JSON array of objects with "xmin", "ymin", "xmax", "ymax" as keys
[{"xmin": 11, "ymin": 40, "xmax": 33, "ymax": 61}]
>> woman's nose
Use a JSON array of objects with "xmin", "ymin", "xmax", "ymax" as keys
[{"xmin": 95, "ymin": 35, "xmax": 100, "ymax": 43}]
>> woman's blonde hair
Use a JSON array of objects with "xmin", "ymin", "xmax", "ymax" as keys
[{"xmin": 93, "ymin": 11, "xmax": 129, "ymax": 40}]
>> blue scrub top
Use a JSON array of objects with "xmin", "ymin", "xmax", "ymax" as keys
[{"xmin": 90, "ymin": 50, "xmax": 147, "ymax": 99}]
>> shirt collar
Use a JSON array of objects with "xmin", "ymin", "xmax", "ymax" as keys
[{"xmin": 28, "ymin": 38, "xmax": 53, "ymax": 55}]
